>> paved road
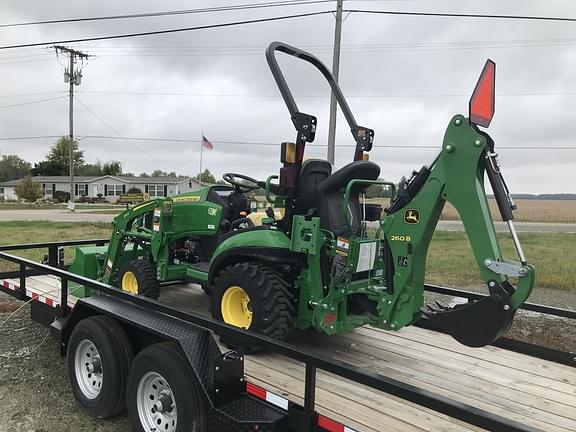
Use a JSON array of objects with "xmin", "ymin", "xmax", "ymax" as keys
[
  {"xmin": 0, "ymin": 210, "xmax": 575, "ymax": 233},
  {"xmin": 0, "ymin": 209, "xmax": 115, "ymax": 223}
]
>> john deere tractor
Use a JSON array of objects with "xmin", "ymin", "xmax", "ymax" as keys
[{"xmin": 70, "ymin": 42, "xmax": 534, "ymax": 348}]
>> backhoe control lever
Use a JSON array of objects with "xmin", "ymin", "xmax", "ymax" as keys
[
  {"xmin": 422, "ymin": 280, "xmax": 514, "ymax": 347},
  {"xmin": 386, "ymin": 166, "xmax": 431, "ymax": 214}
]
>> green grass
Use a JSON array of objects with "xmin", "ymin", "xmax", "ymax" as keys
[
  {"xmin": 0, "ymin": 221, "xmax": 112, "ymax": 273},
  {"xmin": 427, "ymin": 231, "xmax": 576, "ymax": 291},
  {"xmin": 0, "ymin": 222, "xmax": 573, "ymax": 291}
]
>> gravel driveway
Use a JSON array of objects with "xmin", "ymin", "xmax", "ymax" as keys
[{"xmin": 0, "ymin": 292, "xmax": 129, "ymax": 432}]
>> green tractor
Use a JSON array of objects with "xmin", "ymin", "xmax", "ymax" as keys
[{"xmin": 70, "ymin": 42, "xmax": 534, "ymax": 348}]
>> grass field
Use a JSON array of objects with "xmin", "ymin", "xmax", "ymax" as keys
[
  {"xmin": 0, "ymin": 221, "xmax": 111, "ymax": 273},
  {"xmin": 0, "ymin": 221, "xmax": 574, "ymax": 291},
  {"xmin": 363, "ymin": 198, "xmax": 576, "ymax": 224}
]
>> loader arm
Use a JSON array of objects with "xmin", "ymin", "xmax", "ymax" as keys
[
  {"xmin": 382, "ymin": 114, "xmax": 535, "ymax": 346},
  {"xmin": 102, "ymin": 200, "xmax": 159, "ymax": 283}
]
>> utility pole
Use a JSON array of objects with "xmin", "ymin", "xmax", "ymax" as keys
[
  {"xmin": 327, "ymin": 0, "xmax": 343, "ymax": 165},
  {"xmin": 53, "ymin": 46, "xmax": 90, "ymax": 210}
]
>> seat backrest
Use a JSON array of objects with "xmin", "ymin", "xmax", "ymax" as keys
[
  {"xmin": 317, "ymin": 161, "xmax": 380, "ymax": 236},
  {"xmin": 293, "ymin": 159, "xmax": 332, "ymax": 215}
]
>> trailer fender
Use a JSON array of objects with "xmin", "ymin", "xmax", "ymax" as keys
[{"xmin": 55, "ymin": 296, "xmax": 244, "ymax": 408}]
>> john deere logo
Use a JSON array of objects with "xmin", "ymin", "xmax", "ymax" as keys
[{"xmin": 404, "ymin": 209, "xmax": 420, "ymax": 224}]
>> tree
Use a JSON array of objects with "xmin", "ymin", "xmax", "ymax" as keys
[
  {"xmin": 195, "ymin": 169, "xmax": 216, "ymax": 184},
  {"xmin": 31, "ymin": 160, "xmax": 66, "ymax": 176},
  {"xmin": 0, "ymin": 154, "xmax": 31, "ymax": 181},
  {"xmin": 44, "ymin": 137, "xmax": 85, "ymax": 175},
  {"xmin": 365, "ymin": 179, "xmax": 394, "ymax": 199},
  {"xmin": 77, "ymin": 160, "xmax": 123, "ymax": 176},
  {"xmin": 15, "ymin": 176, "xmax": 43, "ymax": 204},
  {"xmin": 139, "ymin": 172, "xmax": 150, "ymax": 177},
  {"xmin": 102, "ymin": 161, "xmax": 122, "ymax": 176}
]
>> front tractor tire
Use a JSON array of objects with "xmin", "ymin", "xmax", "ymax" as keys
[
  {"xmin": 119, "ymin": 260, "xmax": 160, "ymax": 300},
  {"xmin": 211, "ymin": 262, "xmax": 295, "ymax": 345}
]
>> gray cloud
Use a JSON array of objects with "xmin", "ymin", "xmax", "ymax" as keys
[{"xmin": 0, "ymin": 0, "xmax": 575, "ymax": 194}]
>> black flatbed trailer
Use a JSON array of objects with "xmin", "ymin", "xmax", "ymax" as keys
[{"xmin": 1, "ymin": 239, "xmax": 575, "ymax": 432}]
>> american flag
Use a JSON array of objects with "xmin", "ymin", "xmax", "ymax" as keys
[{"xmin": 202, "ymin": 135, "xmax": 214, "ymax": 150}]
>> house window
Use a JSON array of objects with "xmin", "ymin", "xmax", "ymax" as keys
[
  {"xmin": 0, "ymin": 187, "xmax": 4, "ymax": 196},
  {"xmin": 147, "ymin": 185, "xmax": 165, "ymax": 197},
  {"xmin": 106, "ymin": 184, "xmax": 124, "ymax": 196},
  {"xmin": 76, "ymin": 184, "xmax": 88, "ymax": 196},
  {"xmin": 43, "ymin": 184, "xmax": 53, "ymax": 195}
]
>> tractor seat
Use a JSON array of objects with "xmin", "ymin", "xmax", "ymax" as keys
[
  {"xmin": 317, "ymin": 160, "xmax": 380, "ymax": 236},
  {"xmin": 293, "ymin": 159, "xmax": 332, "ymax": 216}
]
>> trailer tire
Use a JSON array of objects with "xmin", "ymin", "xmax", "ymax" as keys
[
  {"xmin": 212, "ymin": 262, "xmax": 295, "ymax": 347},
  {"xmin": 119, "ymin": 259, "xmax": 160, "ymax": 299},
  {"xmin": 67, "ymin": 315, "xmax": 133, "ymax": 418},
  {"xmin": 127, "ymin": 343, "xmax": 207, "ymax": 432}
]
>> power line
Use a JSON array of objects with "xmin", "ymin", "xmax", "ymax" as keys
[
  {"xmin": 77, "ymin": 135, "xmax": 576, "ymax": 150},
  {"xmin": 345, "ymin": 9, "xmax": 576, "ymax": 23},
  {"xmin": 1, "ymin": 133, "xmax": 574, "ymax": 150},
  {"xmin": 75, "ymin": 89, "xmax": 576, "ymax": 98},
  {"xmin": 73, "ymin": 96, "xmax": 174, "ymax": 168},
  {"xmin": 0, "ymin": 96, "xmax": 65, "ymax": 110},
  {"xmin": 0, "ymin": 11, "xmax": 333, "ymax": 51},
  {"xmin": 0, "ymin": 1, "xmax": 333, "ymax": 28}
]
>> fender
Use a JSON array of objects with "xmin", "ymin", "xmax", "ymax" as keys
[{"xmin": 208, "ymin": 229, "xmax": 303, "ymax": 285}]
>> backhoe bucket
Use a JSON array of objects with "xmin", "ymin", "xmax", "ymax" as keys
[{"xmin": 423, "ymin": 284, "xmax": 514, "ymax": 347}]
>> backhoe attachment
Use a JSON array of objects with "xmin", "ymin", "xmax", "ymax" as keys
[
  {"xmin": 382, "ymin": 59, "xmax": 534, "ymax": 347},
  {"xmin": 423, "ymin": 282, "xmax": 514, "ymax": 347}
]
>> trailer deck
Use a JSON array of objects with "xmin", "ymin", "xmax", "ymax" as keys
[{"xmin": 3, "ymin": 274, "xmax": 575, "ymax": 432}]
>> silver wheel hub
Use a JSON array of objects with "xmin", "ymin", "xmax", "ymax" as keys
[
  {"xmin": 137, "ymin": 372, "xmax": 177, "ymax": 432},
  {"xmin": 74, "ymin": 339, "xmax": 103, "ymax": 399}
]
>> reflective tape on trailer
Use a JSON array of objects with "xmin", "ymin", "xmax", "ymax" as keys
[
  {"xmin": 1, "ymin": 279, "xmax": 60, "ymax": 307},
  {"xmin": 2, "ymin": 279, "xmax": 18, "ymax": 292},
  {"xmin": 245, "ymin": 382, "xmax": 358, "ymax": 432}
]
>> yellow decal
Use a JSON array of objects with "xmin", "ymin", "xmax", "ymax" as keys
[
  {"xmin": 404, "ymin": 209, "xmax": 420, "ymax": 224},
  {"xmin": 174, "ymin": 195, "xmax": 201, "ymax": 202},
  {"xmin": 390, "ymin": 235, "xmax": 411, "ymax": 242}
]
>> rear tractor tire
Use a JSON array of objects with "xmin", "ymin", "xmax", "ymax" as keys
[
  {"xmin": 119, "ymin": 260, "xmax": 160, "ymax": 300},
  {"xmin": 211, "ymin": 262, "xmax": 295, "ymax": 347}
]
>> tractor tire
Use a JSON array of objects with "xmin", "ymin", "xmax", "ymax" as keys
[
  {"xmin": 126, "ymin": 343, "xmax": 207, "ymax": 432},
  {"xmin": 67, "ymin": 316, "xmax": 133, "ymax": 418},
  {"xmin": 119, "ymin": 260, "xmax": 160, "ymax": 300},
  {"xmin": 211, "ymin": 262, "xmax": 295, "ymax": 346}
]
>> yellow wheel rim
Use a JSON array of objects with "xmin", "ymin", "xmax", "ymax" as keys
[
  {"xmin": 121, "ymin": 271, "xmax": 139, "ymax": 294},
  {"xmin": 221, "ymin": 286, "xmax": 252, "ymax": 329}
]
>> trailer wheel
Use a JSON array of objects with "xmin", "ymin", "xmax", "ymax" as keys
[
  {"xmin": 127, "ymin": 343, "xmax": 207, "ymax": 432},
  {"xmin": 67, "ymin": 316, "xmax": 133, "ymax": 418},
  {"xmin": 119, "ymin": 260, "xmax": 160, "ymax": 299},
  {"xmin": 212, "ymin": 262, "xmax": 295, "ymax": 343}
]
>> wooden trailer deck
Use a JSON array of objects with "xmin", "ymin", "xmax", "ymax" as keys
[{"xmin": 3, "ymin": 275, "xmax": 576, "ymax": 432}]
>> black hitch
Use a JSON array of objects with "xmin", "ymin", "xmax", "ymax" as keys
[{"xmin": 422, "ymin": 281, "xmax": 514, "ymax": 347}]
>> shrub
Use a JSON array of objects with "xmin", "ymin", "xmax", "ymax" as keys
[{"xmin": 53, "ymin": 190, "xmax": 70, "ymax": 203}]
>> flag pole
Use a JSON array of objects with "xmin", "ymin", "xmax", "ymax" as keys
[{"xmin": 199, "ymin": 131, "xmax": 204, "ymax": 186}]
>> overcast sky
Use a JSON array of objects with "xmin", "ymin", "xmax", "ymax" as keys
[{"xmin": 0, "ymin": 0, "xmax": 575, "ymax": 193}]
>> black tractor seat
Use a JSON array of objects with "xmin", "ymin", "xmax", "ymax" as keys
[
  {"xmin": 317, "ymin": 160, "xmax": 380, "ymax": 236},
  {"xmin": 293, "ymin": 159, "xmax": 332, "ymax": 216}
]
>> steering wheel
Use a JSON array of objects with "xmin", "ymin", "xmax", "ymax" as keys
[{"xmin": 222, "ymin": 173, "xmax": 261, "ymax": 193}]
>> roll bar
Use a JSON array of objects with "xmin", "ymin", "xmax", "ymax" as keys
[{"xmin": 266, "ymin": 41, "xmax": 374, "ymax": 161}]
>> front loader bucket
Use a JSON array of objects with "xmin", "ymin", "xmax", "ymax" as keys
[{"xmin": 422, "ymin": 284, "xmax": 514, "ymax": 347}]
